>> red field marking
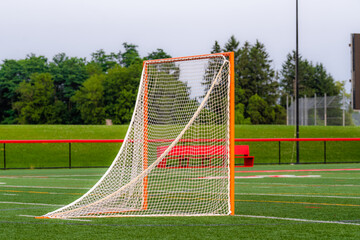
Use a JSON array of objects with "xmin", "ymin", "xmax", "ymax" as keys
[{"xmin": 235, "ymin": 168, "xmax": 360, "ymax": 173}]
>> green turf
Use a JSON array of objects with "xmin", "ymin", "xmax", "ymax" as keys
[
  {"xmin": 1, "ymin": 164, "xmax": 360, "ymax": 239},
  {"xmin": 1, "ymin": 125, "xmax": 360, "ymax": 168}
]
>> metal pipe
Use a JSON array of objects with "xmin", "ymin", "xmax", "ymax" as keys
[{"xmin": 296, "ymin": 0, "xmax": 300, "ymax": 164}]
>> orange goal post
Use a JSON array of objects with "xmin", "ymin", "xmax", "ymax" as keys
[{"xmin": 37, "ymin": 52, "xmax": 235, "ymax": 218}]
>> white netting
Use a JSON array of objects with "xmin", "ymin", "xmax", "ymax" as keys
[{"xmin": 42, "ymin": 54, "xmax": 231, "ymax": 218}]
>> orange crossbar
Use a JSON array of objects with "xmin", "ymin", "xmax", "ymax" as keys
[{"xmin": 144, "ymin": 52, "xmax": 233, "ymax": 65}]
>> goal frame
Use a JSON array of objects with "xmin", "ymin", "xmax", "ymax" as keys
[{"xmin": 142, "ymin": 52, "xmax": 235, "ymax": 215}]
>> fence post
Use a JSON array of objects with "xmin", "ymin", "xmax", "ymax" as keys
[
  {"xmin": 3, "ymin": 143, "xmax": 5, "ymax": 170},
  {"xmin": 69, "ymin": 142, "xmax": 72, "ymax": 169},
  {"xmin": 343, "ymin": 93, "xmax": 345, "ymax": 126},
  {"xmin": 324, "ymin": 141, "xmax": 326, "ymax": 164},
  {"xmin": 300, "ymin": 97, "xmax": 303, "ymax": 126},
  {"xmin": 286, "ymin": 95, "xmax": 289, "ymax": 126},
  {"xmin": 324, "ymin": 93, "xmax": 327, "ymax": 126},
  {"xmin": 305, "ymin": 95, "xmax": 307, "ymax": 126},
  {"xmin": 292, "ymin": 97, "xmax": 295, "ymax": 125},
  {"xmin": 278, "ymin": 141, "xmax": 281, "ymax": 164},
  {"xmin": 314, "ymin": 93, "xmax": 317, "ymax": 126}
]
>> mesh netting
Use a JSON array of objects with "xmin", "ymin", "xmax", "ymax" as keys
[{"xmin": 42, "ymin": 54, "xmax": 231, "ymax": 218}]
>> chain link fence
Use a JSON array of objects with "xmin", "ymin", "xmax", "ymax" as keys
[{"xmin": 286, "ymin": 94, "xmax": 356, "ymax": 126}]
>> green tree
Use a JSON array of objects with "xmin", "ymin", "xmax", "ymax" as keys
[
  {"xmin": 211, "ymin": 41, "xmax": 221, "ymax": 54},
  {"xmin": 90, "ymin": 49, "xmax": 121, "ymax": 72},
  {"xmin": 121, "ymin": 43, "xmax": 142, "ymax": 67},
  {"xmin": 247, "ymin": 94, "xmax": 275, "ymax": 124},
  {"xmin": 49, "ymin": 53, "xmax": 89, "ymax": 123},
  {"xmin": 13, "ymin": 73, "xmax": 64, "ymax": 124},
  {"xmin": 237, "ymin": 40, "xmax": 278, "ymax": 107},
  {"xmin": 103, "ymin": 64, "xmax": 142, "ymax": 124},
  {"xmin": 235, "ymin": 103, "xmax": 251, "ymax": 124},
  {"xmin": 85, "ymin": 62, "xmax": 103, "ymax": 76},
  {"xmin": 219, "ymin": 37, "xmax": 281, "ymax": 123},
  {"xmin": 273, "ymin": 104, "xmax": 286, "ymax": 124},
  {"xmin": 71, "ymin": 74, "xmax": 106, "ymax": 124},
  {"xmin": 250, "ymin": 41, "xmax": 278, "ymax": 105},
  {"xmin": 0, "ymin": 55, "xmax": 49, "ymax": 123},
  {"xmin": 146, "ymin": 49, "xmax": 172, "ymax": 60},
  {"xmin": 16, "ymin": 54, "xmax": 49, "ymax": 80},
  {"xmin": 279, "ymin": 51, "xmax": 342, "ymax": 126},
  {"xmin": 311, "ymin": 63, "xmax": 339, "ymax": 96},
  {"xmin": 223, "ymin": 35, "xmax": 240, "ymax": 53},
  {"xmin": 280, "ymin": 51, "xmax": 340, "ymax": 100},
  {"xmin": 212, "ymin": 36, "xmax": 245, "ymax": 106}
]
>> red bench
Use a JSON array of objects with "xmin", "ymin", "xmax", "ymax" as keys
[
  {"xmin": 234, "ymin": 145, "xmax": 255, "ymax": 168},
  {"xmin": 156, "ymin": 145, "xmax": 254, "ymax": 168}
]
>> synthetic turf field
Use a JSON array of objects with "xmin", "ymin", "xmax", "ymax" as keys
[{"xmin": 0, "ymin": 163, "xmax": 359, "ymax": 239}]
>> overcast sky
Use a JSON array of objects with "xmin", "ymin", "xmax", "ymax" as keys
[{"xmin": 1, "ymin": 0, "xmax": 359, "ymax": 92}]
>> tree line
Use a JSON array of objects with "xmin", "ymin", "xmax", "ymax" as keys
[
  {"xmin": 211, "ymin": 36, "xmax": 343, "ymax": 125},
  {"xmin": 0, "ymin": 37, "xmax": 343, "ymax": 125}
]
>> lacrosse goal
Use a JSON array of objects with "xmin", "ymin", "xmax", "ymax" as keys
[{"xmin": 37, "ymin": 52, "xmax": 235, "ymax": 218}]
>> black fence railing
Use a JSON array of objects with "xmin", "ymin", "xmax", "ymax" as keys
[{"xmin": 1, "ymin": 138, "xmax": 359, "ymax": 169}]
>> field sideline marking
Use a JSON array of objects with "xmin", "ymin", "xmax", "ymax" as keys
[
  {"xmin": 236, "ymin": 182, "xmax": 360, "ymax": 187},
  {"xmin": 157, "ymin": 194, "xmax": 360, "ymax": 208},
  {"xmin": 0, "ymin": 201, "xmax": 63, "ymax": 207},
  {"xmin": 321, "ymin": 177, "xmax": 360, "ymax": 180},
  {"xmin": 236, "ymin": 168, "xmax": 360, "ymax": 173},
  {"xmin": 58, "ymin": 218, "xmax": 92, "ymax": 222},
  {"xmin": 236, "ymin": 199, "xmax": 360, "ymax": 207},
  {"xmin": 22, "ymin": 174, "xmax": 102, "ymax": 178},
  {"xmin": 0, "ymin": 189, "xmax": 82, "ymax": 196},
  {"xmin": 237, "ymin": 193, "xmax": 360, "ymax": 199},
  {"xmin": 0, "ymin": 185, "xmax": 88, "ymax": 190},
  {"xmin": 0, "ymin": 220, "xmax": 309, "ymax": 227},
  {"xmin": 18, "ymin": 215, "xmax": 92, "ymax": 222},
  {"xmin": 237, "ymin": 215, "xmax": 360, "ymax": 226},
  {"xmin": 0, "ymin": 176, "xmax": 95, "ymax": 181}
]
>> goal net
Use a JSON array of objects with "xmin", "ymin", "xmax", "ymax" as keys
[{"xmin": 39, "ymin": 52, "xmax": 235, "ymax": 218}]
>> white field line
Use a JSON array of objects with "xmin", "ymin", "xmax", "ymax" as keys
[
  {"xmin": 0, "ymin": 185, "xmax": 88, "ymax": 190},
  {"xmin": 0, "ymin": 182, "xmax": 5, "ymax": 184},
  {"xmin": 59, "ymin": 218, "xmax": 92, "ymax": 222},
  {"xmin": 22, "ymin": 175, "xmax": 102, "ymax": 178},
  {"xmin": 18, "ymin": 215, "xmax": 92, "ymax": 222},
  {"xmin": 2, "ymin": 193, "xmax": 18, "ymax": 196},
  {"xmin": 0, "ymin": 201, "xmax": 63, "ymax": 207},
  {"xmin": 236, "ymin": 182, "xmax": 360, "ymax": 187},
  {"xmin": 237, "ymin": 215, "xmax": 360, "ymax": 226},
  {"xmin": 46, "ymin": 178, "xmax": 97, "ymax": 181},
  {"xmin": 320, "ymin": 177, "xmax": 360, "ymax": 180},
  {"xmin": 0, "ymin": 176, "xmax": 94, "ymax": 181},
  {"xmin": 0, "ymin": 175, "xmax": 101, "ymax": 179},
  {"xmin": 237, "ymin": 193, "xmax": 360, "ymax": 199}
]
